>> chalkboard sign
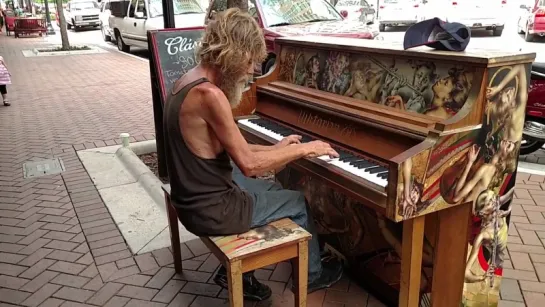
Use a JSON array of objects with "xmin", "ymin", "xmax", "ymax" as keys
[{"xmin": 148, "ymin": 27, "xmax": 205, "ymax": 104}]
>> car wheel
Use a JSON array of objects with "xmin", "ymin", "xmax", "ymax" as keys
[
  {"xmin": 101, "ymin": 25, "xmax": 111, "ymax": 42},
  {"xmin": 116, "ymin": 32, "xmax": 130, "ymax": 52},
  {"xmin": 520, "ymin": 139, "xmax": 545, "ymax": 155},
  {"xmin": 379, "ymin": 24, "xmax": 385, "ymax": 32},
  {"xmin": 525, "ymin": 24, "xmax": 534, "ymax": 42},
  {"xmin": 262, "ymin": 57, "xmax": 276, "ymax": 74},
  {"xmin": 517, "ymin": 18, "xmax": 524, "ymax": 34},
  {"xmin": 492, "ymin": 26, "xmax": 503, "ymax": 36}
]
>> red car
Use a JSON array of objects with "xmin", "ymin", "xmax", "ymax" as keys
[
  {"xmin": 518, "ymin": 0, "xmax": 545, "ymax": 42},
  {"xmin": 207, "ymin": 0, "xmax": 379, "ymax": 73}
]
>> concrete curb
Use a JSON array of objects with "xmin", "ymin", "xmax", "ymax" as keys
[
  {"xmin": 116, "ymin": 141, "xmax": 165, "ymax": 214},
  {"xmin": 130, "ymin": 140, "xmax": 157, "ymax": 156}
]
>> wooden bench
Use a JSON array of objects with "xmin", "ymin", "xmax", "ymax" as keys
[
  {"xmin": 162, "ymin": 184, "xmax": 311, "ymax": 306},
  {"xmin": 13, "ymin": 18, "xmax": 47, "ymax": 38}
]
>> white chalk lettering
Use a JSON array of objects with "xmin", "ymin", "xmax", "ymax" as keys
[{"xmin": 164, "ymin": 36, "xmax": 200, "ymax": 55}]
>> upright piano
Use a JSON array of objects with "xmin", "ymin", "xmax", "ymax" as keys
[{"xmin": 233, "ymin": 35, "xmax": 535, "ymax": 307}]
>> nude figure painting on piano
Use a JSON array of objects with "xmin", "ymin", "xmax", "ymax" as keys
[
  {"xmin": 280, "ymin": 46, "xmax": 476, "ymax": 119},
  {"xmin": 392, "ymin": 63, "xmax": 527, "ymax": 305}
]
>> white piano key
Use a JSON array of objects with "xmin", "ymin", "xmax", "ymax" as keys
[
  {"xmin": 238, "ymin": 119, "xmax": 387, "ymax": 187},
  {"xmin": 317, "ymin": 155, "xmax": 335, "ymax": 161},
  {"xmin": 330, "ymin": 159, "xmax": 388, "ymax": 187},
  {"xmin": 238, "ymin": 119, "xmax": 283, "ymax": 141}
]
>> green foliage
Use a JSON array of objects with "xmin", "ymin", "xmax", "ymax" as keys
[{"xmin": 39, "ymin": 45, "xmax": 91, "ymax": 52}]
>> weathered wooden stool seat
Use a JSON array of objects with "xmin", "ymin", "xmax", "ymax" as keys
[{"xmin": 162, "ymin": 184, "xmax": 311, "ymax": 306}]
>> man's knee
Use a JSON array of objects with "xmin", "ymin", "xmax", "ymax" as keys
[{"xmin": 284, "ymin": 190, "xmax": 308, "ymax": 220}]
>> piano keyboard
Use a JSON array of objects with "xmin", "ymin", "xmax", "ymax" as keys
[{"xmin": 238, "ymin": 118, "xmax": 389, "ymax": 187}]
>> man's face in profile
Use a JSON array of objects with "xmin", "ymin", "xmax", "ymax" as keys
[{"xmin": 220, "ymin": 60, "xmax": 255, "ymax": 108}]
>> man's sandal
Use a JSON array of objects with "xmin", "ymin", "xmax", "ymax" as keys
[{"xmin": 3, "ymin": 101, "xmax": 10, "ymax": 106}]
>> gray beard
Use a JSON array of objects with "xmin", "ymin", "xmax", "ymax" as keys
[{"xmin": 219, "ymin": 76, "xmax": 248, "ymax": 108}]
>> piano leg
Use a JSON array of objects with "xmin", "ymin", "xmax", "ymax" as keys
[
  {"xmin": 399, "ymin": 215, "xmax": 425, "ymax": 307},
  {"xmin": 431, "ymin": 203, "xmax": 472, "ymax": 307}
]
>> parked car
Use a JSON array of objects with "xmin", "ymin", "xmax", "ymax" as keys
[
  {"xmin": 377, "ymin": 0, "xmax": 423, "ymax": 32},
  {"xmin": 108, "ymin": 0, "xmax": 205, "ymax": 52},
  {"xmin": 99, "ymin": 0, "xmax": 113, "ymax": 41},
  {"xmin": 518, "ymin": 0, "xmax": 545, "ymax": 42},
  {"xmin": 61, "ymin": 0, "xmax": 101, "ymax": 31},
  {"xmin": 334, "ymin": 0, "xmax": 376, "ymax": 24},
  {"xmin": 207, "ymin": 0, "xmax": 378, "ymax": 73},
  {"xmin": 443, "ymin": 0, "xmax": 507, "ymax": 36}
]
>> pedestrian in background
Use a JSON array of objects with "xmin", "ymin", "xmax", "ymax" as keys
[
  {"xmin": 0, "ymin": 55, "xmax": 12, "ymax": 106},
  {"xmin": 0, "ymin": 8, "xmax": 4, "ymax": 32}
]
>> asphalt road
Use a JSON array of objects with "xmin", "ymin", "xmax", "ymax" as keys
[{"xmin": 46, "ymin": 12, "xmax": 545, "ymax": 61}]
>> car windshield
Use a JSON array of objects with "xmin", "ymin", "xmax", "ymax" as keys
[
  {"xmin": 148, "ymin": 0, "xmax": 204, "ymax": 17},
  {"xmin": 71, "ymin": 1, "xmax": 99, "ymax": 10},
  {"xmin": 259, "ymin": 0, "xmax": 342, "ymax": 27}
]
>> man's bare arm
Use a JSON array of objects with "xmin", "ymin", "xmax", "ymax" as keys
[
  {"xmin": 248, "ymin": 144, "xmax": 275, "ymax": 152},
  {"xmin": 201, "ymin": 87, "xmax": 337, "ymax": 177},
  {"xmin": 248, "ymin": 135, "xmax": 302, "ymax": 152}
]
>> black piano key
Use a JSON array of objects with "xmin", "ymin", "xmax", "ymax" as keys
[
  {"xmin": 369, "ymin": 166, "xmax": 388, "ymax": 174},
  {"xmin": 301, "ymin": 136, "xmax": 313, "ymax": 143},
  {"xmin": 341, "ymin": 156, "xmax": 361, "ymax": 162},
  {"xmin": 338, "ymin": 151, "xmax": 351, "ymax": 159},
  {"xmin": 251, "ymin": 119, "xmax": 266, "ymax": 125},
  {"xmin": 378, "ymin": 171, "xmax": 389, "ymax": 179},
  {"xmin": 364, "ymin": 166, "xmax": 380, "ymax": 173},
  {"xmin": 280, "ymin": 129, "xmax": 295, "ymax": 135},
  {"xmin": 352, "ymin": 160, "xmax": 374, "ymax": 168}
]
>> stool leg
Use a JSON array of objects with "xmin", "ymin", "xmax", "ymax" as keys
[
  {"xmin": 165, "ymin": 193, "xmax": 183, "ymax": 274},
  {"xmin": 293, "ymin": 241, "xmax": 308, "ymax": 307},
  {"xmin": 227, "ymin": 260, "xmax": 244, "ymax": 307}
]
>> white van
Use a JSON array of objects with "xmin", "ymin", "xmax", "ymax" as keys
[
  {"xmin": 64, "ymin": 0, "xmax": 101, "ymax": 31},
  {"xmin": 108, "ymin": 0, "xmax": 205, "ymax": 52},
  {"xmin": 377, "ymin": 0, "xmax": 423, "ymax": 31},
  {"xmin": 443, "ymin": 0, "xmax": 508, "ymax": 36}
]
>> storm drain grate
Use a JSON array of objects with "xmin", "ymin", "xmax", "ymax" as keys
[{"xmin": 23, "ymin": 158, "xmax": 66, "ymax": 179}]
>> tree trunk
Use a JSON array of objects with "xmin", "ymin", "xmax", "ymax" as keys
[
  {"xmin": 205, "ymin": 0, "xmax": 248, "ymax": 24},
  {"xmin": 55, "ymin": 0, "xmax": 70, "ymax": 50},
  {"xmin": 227, "ymin": 0, "xmax": 248, "ymax": 11}
]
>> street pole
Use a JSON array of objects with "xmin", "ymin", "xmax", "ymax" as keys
[
  {"xmin": 43, "ymin": 0, "xmax": 55, "ymax": 34},
  {"xmin": 153, "ymin": 0, "xmax": 175, "ymax": 178},
  {"xmin": 161, "ymin": 0, "xmax": 175, "ymax": 28}
]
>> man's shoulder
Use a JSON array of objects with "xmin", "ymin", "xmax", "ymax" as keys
[{"xmin": 198, "ymin": 83, "xmax": 229, "ymax": 108}]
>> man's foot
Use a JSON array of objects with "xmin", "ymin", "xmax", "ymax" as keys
[
  {"xmin": 3, "ymin": 101, "xmax": 9, "ymax": 106},
  {"xmin": 214, "ymin": 266, "xmax": 272, "ymax": 301},
  {"xmin": 292, "ymin": 257, "xmax": 344, "ymax": 294}
]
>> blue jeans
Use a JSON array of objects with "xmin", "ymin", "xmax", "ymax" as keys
[{"xmin": 231, "ymin": 163, "xmax": 323, "ymax": 283}]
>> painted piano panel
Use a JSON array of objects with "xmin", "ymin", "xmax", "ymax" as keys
[{"xmin": 278, "ymin": 46, "xmax": 477, "ymax": 120}]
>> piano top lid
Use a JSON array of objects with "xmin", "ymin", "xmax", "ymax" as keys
[{"xmin": 275, "ymin": 36, "xmax": 536, "ymax": 65}]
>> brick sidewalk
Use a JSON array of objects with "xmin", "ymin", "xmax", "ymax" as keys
[
  {"xmin": 0, "ymin": 34, "xmax": 542, "ymax": 307},
  {"xmin": 520, "ymin": 150, "xmax": 545, "ymax": 165}
]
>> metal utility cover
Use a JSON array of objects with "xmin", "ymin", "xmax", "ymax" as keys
[{"xmin": 23, "ymin": 158, "xmax": 66, "ymax": 179}]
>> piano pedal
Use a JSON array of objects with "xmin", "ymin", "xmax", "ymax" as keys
[{"xmin": 420, "ymin": 293, "xmax": 431, "ymax": 307}]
